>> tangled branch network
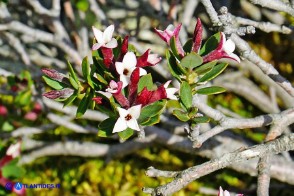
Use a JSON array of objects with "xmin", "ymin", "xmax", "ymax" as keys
[{"xmin": 0, "ymin": 0, "xmax": 294, "ymax": 195}]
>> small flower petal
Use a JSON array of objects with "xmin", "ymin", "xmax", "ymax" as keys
[
  {"xmin": 120, "ymin": 75, "xmax": 130, "ymax": 88},
  {"xmin": 92, "ymin": 43, "xmax": 103, "ymax": 50},
  {"xmin": 166, "ymin": 88, "xmax": 178, "ymax": 100},
  {"xmin": 224, "ymin": 190, "xmax": 230, "ymax": 196},
  {"xmin": 115, "ymin": 62, "xmax": 125, "ymax": 75},
  {"xmin": 139, "ymin": 68, "xmax": 147, "ymax": 76},
  {"xmin": 117, "ymin": 107, "xmax": 129, "ymax": 117},
  {"xmin": 92, "ymin": 26, "xmax": 104, "ymax": 44},
  {"xmin": 103, "ymin": 24, "xmax": 114, "ymax": 43},
  {"xmin": 126, "ymin": 118, "xmax": 140, "ymax": 131},
  {"xmin": 223, "ymin": 39, "xmax": 235, "ymax": 54},
  {"xmin": 105, "ymin": 38, "xmax": 118, "ymax": 48},
  {"xmin": 128, "ymin": 104, "xmax": 141, "ymax": 119},
  {"xmin": 113, "ymin": 117, "xmax": 128, "ymax": 133},
  {"xmin": 123, "ymin": 52, "xmax": 137, "ymax": 68},
  {"xmin": 97, "ymin": 91, "xmax": 112, "ymax": 99},
  {"xmin": 6, "ymin": 142, "xmax": 21, "ymax": 158}
]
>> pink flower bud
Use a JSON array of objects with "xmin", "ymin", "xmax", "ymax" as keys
[
  {"xmin": 24, "ymin": 111, "xmax": 38, "ymax": 121},
  {"xmin": 0, "ymin": 105, "xmax": 8, "ymax": 117},
  {"xmin": 43, "ymin": 88, "xmax": 74, "ymax": 99},
  {"xmin": 41, "ymin": 68, "xmax": 67, "ymax": 82},
  {"xmin": 155, "ymin": 23, "xmax": 184, "ymax": 57}
]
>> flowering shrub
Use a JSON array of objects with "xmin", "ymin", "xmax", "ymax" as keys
[{"xmin": 42, "ymin": 18, "xmax": 239, "ymax": 140}]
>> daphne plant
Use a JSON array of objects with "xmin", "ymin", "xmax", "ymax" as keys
[
  {"xmin": 42, "ymin": 19, "xmax": 240, "ymax": 140},
  {"xmin": 155, "ymin": 18, "xmax": 240, "ymax": 128}
]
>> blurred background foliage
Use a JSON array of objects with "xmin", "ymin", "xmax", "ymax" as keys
[{"xmin": 0, "ymin": 0, "xmax": 294, "ymax": 195}]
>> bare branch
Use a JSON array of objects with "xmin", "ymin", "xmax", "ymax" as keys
[
  {"xmin": 231, "ymin": 33, "xmax": 294, "ymax": 97},
  {"xmin": 200, "ymin": 0, "xmax": 221, "ymax": 25},
  {"xmin": 192, "ymin": 95, "xmax": 294, "ymax": 146},
  {"xmin": 143, "ymin": 133, "xmax": 294, "ymax": 195},
  {"xmin": 234, "ymin": 16, "xmax": 292, "ymax": 34},
  {"xmin": 249, "ymin": 0, "xmax": 294, "ymax": 16}
]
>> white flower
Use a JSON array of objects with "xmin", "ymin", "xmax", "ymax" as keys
[
  {"xmin": 6, "ymin": 142, "xmax": 21, "ymax": 158},
  {"xmin": 113, "ymin": 105, "xmax": 141, "ymax": 133},
  {"xmin": 221, "ymin": 33, "xmax": 240, "ymax": 63},
  {"xmin": 115, "ymin": 52, "xmax": 147, "ymax": 88},
  {"xmin": 164, "ymin": 80, "xmax": 178, "ymax": 100},
  {"xmin": 92, "ymin": 25, "xmax": 118, "ymax": 50},
  {"xmin": 218, "ymin": 187, "xmax": 231, "ymax": 196}
]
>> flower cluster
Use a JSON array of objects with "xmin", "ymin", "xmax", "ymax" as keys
[
  {"xmin": 0, "ymin": 142, "xmax": 25, "ymax": 195},
  {"xmin": 42, "ymin": 25, "xmax": 178, "ymax": 138},
  {"xmin": 155, "ymin": 18, "xmax": 240, "ymax": 63},
  {"xmin": 42, "ymin": 19, "xmax": 240, "ymax": 139}
]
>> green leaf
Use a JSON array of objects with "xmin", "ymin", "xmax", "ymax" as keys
[
  {"xmin": 82, "ymin": 57, "xmax": 94, "ymax": 89},
  {"xmin": 2, "ymin": 159, "xmax": 24, "ymax": 178},
  {"xmin": 95, "ymin": 73, "xmax": 108, "ymax": 85},
  {"xmin": 192, "ymin": 116, "xmax": 210, "ymax": 123},
  {"xmin": 118, "ymin": 128, "xmax": 134, "ymax": 140},
  {"xmin": 183, "ymin": 38, "xmax": 193, "ymax": 53},
  {"xmin": 63, "ymin": 91, "xmax": 78, "ymax": 107},
  {"xmin": 42, "ymin": 76, "xmax": 67, "ymax": 90},
  {"xmin": 69, "ymin": 74, "xmax": 79, "ymax": 90},
  {"xmin": 113, "ymin": 36, "xmax": 123, "ymax": 59},
  {"xmin": 170, "ymin": 36, "xmax": 181, "ymax": 60},
  {"xmin": 199, "ymin": 32, "xmax": 221, "ymax": 56},
  {"xmin": 138, "ymin": 74, "xmax": 153, "ymax": 93},
  {"xmin": 194, "ymin": 60, "xmax": 217, "ymax": 75},
  {"xmin": 15, "ymin": 90, "xmax": 31, "ymax": 107},
  {"xmin": 82, "ymin": 57, "xmax": 90, "ymax": 80},
  {"xmin": 20, "ymin": 70, "xmax": 33, "ymax": 87},
  {"xmin": 76, "ymin": 89, "xmax": 94, "ymax": 118},
  {"xmin": 93, "ymin": 57, "xmax": 107, "ymax": 76},
  {"xmin": 166, "ymin": 50, "xmax": 182, "ymax": 81},
  {"xmin": 180, "ymin": 52, "xmax": 203, "ymax": 69},
  {"xmin": 87, "ymin": 65, "xmax": 95, "ymax": 89},
  {"xmin": 76, "ymin": 0, "xmax": 89, "ymax": 11},
  {"xmin": 67, "ymin": 60, "xmax": 79, "ymax": 84},
  {"xmin": 140, "ymin": 115, "xmax": 161, "ymax": 126},
  {"xmin": 173, "ymin": 109, "xmax": 190, "ymax": 122},
  {"xmin": 198, "ymin": 63, "xmax": 228, "ymax": 83},
  {"xmin": 180, "ymin": 81, "xmax": 192, "ymax": 110},
  {"xmin": 95, "ymin": 104, "xmax": 116, "ymax": 117},
  {"xmin": 138, "ymin": 100, "xmax": 166, "ymax": 124},
  {"xmin": 128, "ymin": 44, "xmax": 137, "ymax": 54},
  {"xmin": 197, "ymin": 86, "xmax": 226, "ymax": 95},
  {"xmin": 2, "ymin": 121, "xmax": 14, "ymax": 132},
  {"xmin": 166, "ymin": 99, "xmax": 181, "ymax": 109},
  {"xmin": 98, "ymin": 117, "xmax": 116, "ymax": 137}
]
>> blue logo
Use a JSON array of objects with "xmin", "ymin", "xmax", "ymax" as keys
[
  {"xmin": 5, "ymin": 182, "xmax": 13, "ymax": 191},
  {"xmin": 14, "ymin": 182, "xmax": 23, "ymax": 190}
]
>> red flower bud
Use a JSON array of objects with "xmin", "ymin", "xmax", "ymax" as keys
[
  {"xmin": 92, "ymin": 97, "xmax": 103, "ymax": 104},
  {"xmin": 192, "ymin": 18, "xmax": 203, "ymax": 53},
  {"xmin": 24, "ymin": 111, "xmax": 38, "ymax": 121}
]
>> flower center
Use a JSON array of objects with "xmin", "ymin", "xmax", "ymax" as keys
[
  {"xmin": 125, "ymin": 114, "xmax": 132, "ymax": 121},
  {"xmin": 123, "ymin": 69, "xmax": 129, "ymax": 76}
]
